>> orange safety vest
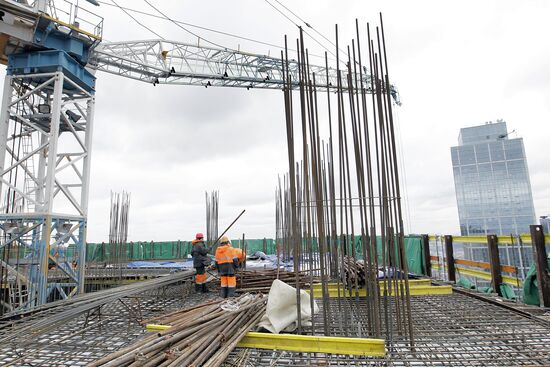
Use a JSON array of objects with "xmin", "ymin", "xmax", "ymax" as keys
[
  {"xmin": 233, "ymin": 248, "xmax": 245, "ymax": 263},
  {"xmin": 215, "ymin": 244, "xmax": 236, "ymax": 264}
]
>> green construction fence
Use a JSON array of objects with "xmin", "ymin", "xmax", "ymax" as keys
[
  {"xmin": 86, "ymin": 238, "xmax": 278, "ymax": 263},
  {"xmin": 84, "ymin": 236, "xmax": 426, "ymax": 275}
]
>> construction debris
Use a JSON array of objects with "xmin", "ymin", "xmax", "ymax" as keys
[
  {"xmin": 257, "ymin": 279, "xmax": 318, "ymax": 334},
  {"xmin": 343, "ymin": 256, "xmax": 366, "ymax": 288}
]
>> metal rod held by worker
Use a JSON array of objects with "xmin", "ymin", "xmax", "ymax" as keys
[{"xmin": 212, "ymin": 209, "xmax": 246, "ymax": 247}]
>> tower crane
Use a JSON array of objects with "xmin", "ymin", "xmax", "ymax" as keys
[{"xmin": 0, "ymin": 0, "xmax": 396, "ymax": 314}]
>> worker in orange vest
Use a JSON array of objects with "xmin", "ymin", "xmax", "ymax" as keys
[
  {"xmin": 191, "ymin": 233, "xmax": 210, "ymax": 293},
  {"xmin": 214, "ymin": 236, "xmax": 238, "ymax": 298},
  {"xmin": 233, "ymin": 247, "xmax": 246, "ymax": 267}
]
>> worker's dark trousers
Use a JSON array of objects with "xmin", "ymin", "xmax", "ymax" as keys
[
  {"xmin": 220, "ymin": 276, "xmax": 236, "ymax": 298},
  {"xmin": 195, "ymin": 266, "xmax": 207, "ymax": 293}
]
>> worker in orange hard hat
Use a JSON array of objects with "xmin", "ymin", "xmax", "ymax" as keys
[
  {"xmin": 214, "ymin": 236, "xmax": 238, "ymax": 298},
  {"xmin": 191, "ymin": 233, "xmax": 211, "ymax": 293}
]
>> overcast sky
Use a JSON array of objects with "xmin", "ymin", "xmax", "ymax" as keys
[{"xmin": 5, "ymin": 0, "xmax": 549, "ymax": 242}]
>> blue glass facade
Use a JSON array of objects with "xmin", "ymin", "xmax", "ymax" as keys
[{"xmin": 451, "ymin": 121, "xmax": 536, "ymax": 236}]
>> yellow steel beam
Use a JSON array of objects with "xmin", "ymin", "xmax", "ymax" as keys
[
  {"xmin": 146, "ymin": 324, "xmax": 172, "ymax": 332},
  {"xmin": 430, "ymin": 263, "xmax": 522, "ymax": 286},
  {"xmin": 312, "ymin": 279, "xmax": 432, "ymax": 290},
  {"xmin": 145, "ymin": 326, "xmax": 386, "ymax": 356},
  {"xmin": 309, "ymin": 284, "xmax": 452, "ymax": 298},
  {"xmin": 456, "ymin": 267, "xmax": 522, "ymax": 287},
  {"xmin": 520, "ymin": 234, "xmax": 550, "ymax": 244},
  {"xmin": 452, "ymin": 236, "xmax": 487, "ymax": 244},
  {"xmin": 237, "ymin": 332, "xmax": 386, "ymax": 357},
  {"xmin": 427, "ymin": 234, "xmax": 550, "ymax": 245}
]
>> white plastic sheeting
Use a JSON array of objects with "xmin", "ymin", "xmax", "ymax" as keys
[{"xmin": 257, "ymin": 279, "xmax": 319, "ymax": 334}]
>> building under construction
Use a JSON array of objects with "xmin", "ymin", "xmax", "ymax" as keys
[{"xmin": 0, "ymin": 1, "xmax": 549, "ymax": 366}]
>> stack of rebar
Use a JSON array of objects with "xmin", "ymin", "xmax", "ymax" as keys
[
  {"xmin": 343, "ymin": 256, "xmax": 366, "ymax": 287},
  {"xmin": 89, "ymin": 293, "xmax": 266, "ymax": 367},
  {"xmin": 276, "ymin": 14, "xmax": 414, "ymax": 349},
  {"xmin": 236, "ymin": 269, "xmax": 318, "ymax": 293},
  {"xmin": 108, "ymin": 191, "xmax": 130, "ymax": 282}
]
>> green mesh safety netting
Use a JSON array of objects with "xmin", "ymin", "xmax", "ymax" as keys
[
  {"xmin": 477, "ymin": 286, "xmax": 493, "ymax": 293},
  {"xmin": 404, "ymin": 236, "xmax": 424, "ymax": 275},
  {"xmin": 85, "ymin": 239, "xmax": 277, "ymax": 262},
  {"xmin": 84, "ymin": 236, "xmax": 427, "ymax": 275},
  {"xmin": 523, "ymin": 257, "xmax": 550, "ymax": 305},
  {"xmin": 456, "ymin": 277, "xmax": 516, "ymax": 300},
  {"xmin": 500, "ymin": 283, "xmax": 517, "ymax": 300},
  {"xmin": 457, "ymin": 277, "xmax": 475, "ymax": 289},
  {"xmin": 86, "ymin": 241, "xmax": 193, "ymax": 262}
]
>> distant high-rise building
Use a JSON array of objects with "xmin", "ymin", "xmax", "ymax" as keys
[
  {"xmin": 451, "ymin": 120, "xmax": 536, "ymax": 236},
  {"xmin": 450, "ymin": 120, "xmax": 536, "ymax": 278}
]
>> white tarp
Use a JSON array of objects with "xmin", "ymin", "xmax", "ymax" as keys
[{"xmin": 257, "ymin": 279, "xmax": 319, "ymax": 334}]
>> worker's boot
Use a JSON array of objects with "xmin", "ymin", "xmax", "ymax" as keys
[
  {"xmin": 195, "ymin": 283, "xmax": 201, "ymax": 293},
  {"xmin": 227, "ymin": 287, "xmax": 236, "ymax": 298},
  {"xmin": 201, "ymin": 283, "xmax": 209, "ymax": 293},
  {"xmin": 220, "ymin": 287, "xmax": 228, "ymax": 298}
]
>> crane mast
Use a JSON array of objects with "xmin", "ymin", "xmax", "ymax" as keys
[{"xmin": 0, "ymin": 0, "xmax": 395, "ymax": 314}]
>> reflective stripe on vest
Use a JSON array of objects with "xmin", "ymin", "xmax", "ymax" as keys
[{"xmin": 215, "ymin": 245, "xmax": 237, "ymax": 264}]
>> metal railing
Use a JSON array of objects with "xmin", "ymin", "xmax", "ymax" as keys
[{"xmin": 420, "ymin": 225, "xmax": 550, "ymax": 307}]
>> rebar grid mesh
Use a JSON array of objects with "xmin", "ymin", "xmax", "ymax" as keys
[
  {"xmin": 1, "ymin": 288, "xmax": 548, "ymax": 366},
  {"xmin": 224, "ymin": 293, "xmax": 550, "ymax": 366},
  {"xmin": 0, "ymin": 283, "xmax": 216, "ymax": 366}
]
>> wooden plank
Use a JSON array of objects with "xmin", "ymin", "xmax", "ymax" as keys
[{"xmin": 455, "ymin": 258, "xmax": 517, "ymax": 274}]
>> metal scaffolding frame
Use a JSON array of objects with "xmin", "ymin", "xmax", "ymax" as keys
[{"xmin": 0, "ymin": 70, "xmax": 95, "ymax": 314}]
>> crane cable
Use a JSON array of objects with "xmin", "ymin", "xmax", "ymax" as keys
[
  {"xmin": 97, "ymin": 0, "xmax": 286, "ymax": 52},
  {"xmin": 142, "ymin": 0, "xmax": 229, "ymax": 50},
  {"xmin": 271, "ymin": 0, "xmax": 344, "ymax": 56},
  {"xmin": 109, "ymin": 0, "xmax": 164, "ymax": 39},
  {"xmin": 262, "ymin": 0, "xmax": 348, "ymax": 65},
  {"xmin": 97, "ymin": 0, "xmax": 338, "ymax": 63},
  {"xmin": 262, "ymin": 0, "xmax": 337, "ymax": 59}
]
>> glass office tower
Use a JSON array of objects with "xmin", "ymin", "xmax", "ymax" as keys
[{"xmin": 450, "ymin": 120, "xmax": 536, "ymax": 277}]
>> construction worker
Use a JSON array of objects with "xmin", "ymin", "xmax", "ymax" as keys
[
  {"xmin": 232, "ymin": 247, "xmax": 246, "ymax": 268},
  {"xmin": 215, "ymin": 236, "xmax": 238, "ymax": 298},
  {"xmin": 191, "ymin": 233, "xmax": 210, "ymax": 293}
]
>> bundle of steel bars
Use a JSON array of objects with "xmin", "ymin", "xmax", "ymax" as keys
[
  {"xmin": 236, "ymin": 269, "xmax": 318, "ymax": 293},
  {"xmin": 343, "ymin": 256, "xmax": 366, "ymax": 287},
  {"xmin": 276, "ymin": 14, "xmax": 414, "ymax": 348},
  {"xmin": 206, "ymin": 190, "xmax": 219, "ymax": 249},
  {"xmin": 108, "ymin": 191, "xmax": 130, "ymax": 282},
  {"xmin": 89, "ymin": 293, "xmax": 266, "ymax": 367}
]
